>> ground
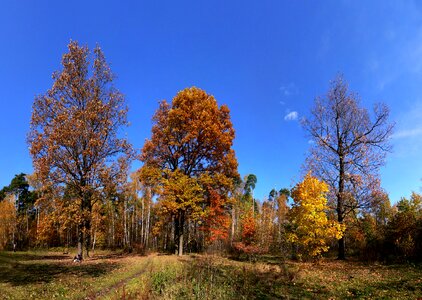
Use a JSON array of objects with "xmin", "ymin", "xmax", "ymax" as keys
[{"xmin": 0, "ymin": 250, "xmax": 420, "ymax": 299}]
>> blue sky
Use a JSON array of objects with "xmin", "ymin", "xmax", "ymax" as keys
[{"xmin": 0, "ymin": 0, "xmax": 421, "ymax": 203}]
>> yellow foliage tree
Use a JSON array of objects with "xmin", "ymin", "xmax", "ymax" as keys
[{"xmin": 288, "ymin": 173, "xmax": 345, "ymax": 258}]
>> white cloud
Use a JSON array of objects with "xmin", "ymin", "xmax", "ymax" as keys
[{"xmin": 284, "ymin": 111, "xmax": 298, "ymax": 121}]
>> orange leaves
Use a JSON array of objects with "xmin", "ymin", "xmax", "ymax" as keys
[
  {"xmin": 141, "ymin": 87, "xmax": 238, "ymax": 180},
  {"xmin": 28, "ymin": 41, "xmax": 133, "ymax": 255},
  {"xmin": 201, "ymin": 189, "xmax": 230, "ymax": 243},
  {"xmin": 241, "ymin": 211, "xmax": 256, "ymax": 244},
  {"xmin": 139, "ymin": 87, "xmax": 239, "ymax": 253},
  {"xmin": 29, "ymin": 41, "xmax": 132, "ymax": 193},
  {"xmin": 233, "ymin": 210, "xmax": 269, "ymax": 257},
  {"xmin": 0, "ymin": 195, "xmax": 17, "ymax": 250}
]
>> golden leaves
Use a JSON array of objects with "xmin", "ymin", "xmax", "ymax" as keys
[
  {"xmin": 139, "ymin": 87, "xmax": 239, "ymax": 242},
  {"xmin": 288, "ymin": 173, "xmax": 346, "ymax": 258}
]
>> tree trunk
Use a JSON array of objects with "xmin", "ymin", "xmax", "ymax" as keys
[
  {"xmin": 174, "ymin": 211, "xmax": 185, "ymax": 256},
  {"xmin": 174, "ymin": 215, "xmax": 179, "ymax": 255},
  {"xmin": 84, "ymin": 209, "xmax": 92, "ymax": 257},
  {"xmin": 337, "ymin": 155, "xmax": 346, "ymax": 260},
  {"xmin": 92, "ymin": 229, "xmax": 96, "ymax": 251},
  {"xmin": 66, "ymin": 228, "xmax": 70, "ymax": 254},
  {"xmin": 146, "ymin": 200, "xmax": 150, "ymax": 248},
  {"xmin": 112, "ymin": 209, "xmax": 115, "ymax": 248},
  {"xmin": 141, "ymin": 196, "xmax": 144, "ymax": 245},
  {"xmin": 78, "ymin": 191, "xmax": 92, "ymax": 259},
  {"xmin": 85, "ymin": 219, "xmax": 91, "ymax": 258},
  {"xmin": 123, "ymin": 198, "xmax": 128, "ymax": 248},
  {"xmin": 178, "ymin": 230, "xmax": 184, "ymax": 256},
  {"xmin": 231, "ymin": 206, "xmax": 235, "ymax": 245},
  {"xmin": 77, "ymin": 222, "xmax": 84, "ymax": 258}
]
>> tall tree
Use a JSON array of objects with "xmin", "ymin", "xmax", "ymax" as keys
[
  {"xmin": 29, "ymin": 41, "xmax": 132, "ymax": 258},
  {"xmin": 302, "ymin": 75, "xmax": 394, "ymax": 259},
  {"xmin": 140, "ymin": 87, "xmax": 238, "ymax": 255}
]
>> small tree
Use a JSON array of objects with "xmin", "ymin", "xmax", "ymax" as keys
[
  {"xmin": 29, "ymin": 41, "xmax": 132, "ymax": 258},
  {"xmin": 0, "ymin": 195, "xmax": 17, "ymax": 250},
  {"xmin": 287, "ymin": 173, "xmax": 345, "ymax": 259}
]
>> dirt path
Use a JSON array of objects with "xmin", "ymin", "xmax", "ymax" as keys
[{"xmin": 86, "ymin": 257, "xmax": 152, "ymax": 300}]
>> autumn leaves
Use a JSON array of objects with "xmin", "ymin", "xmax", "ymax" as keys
[
  {"xmin": 29, "ymin": 41, "xmax": 132, "ymax": 258},
  {"xmin": 287, "ymin": 173, "xmax": 345, "ymax": 258},
  {"xmin": 27, "ymin": 41, "xmax": 395, "ymax": 260},
  {"xmin": 139, "ymin": 87, "xmax": 239, "ymax": 255}
]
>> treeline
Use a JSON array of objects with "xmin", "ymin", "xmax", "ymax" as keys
[
  {"xmin": 0, "ymin": 172, "xmax": 421, "ymax": 262},
  {"xmin": 0, "ymin": 41, "xmax": 421, "ymax": 262}
]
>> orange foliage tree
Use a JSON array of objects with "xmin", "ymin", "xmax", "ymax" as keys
[
  {"xmin": 201, "ymin": 189, "xmax": 231, "ymax": 243},
  {"xmin": 28, "ymin": 41, "xmax": 132, "ymax": 258},
  {"xmin": 0, "ymin": 195, "xmax": 17, "ymax": 250},
  {"xmin": 140, "ymin": 87, "xmax": 238, "ymax": 255}
]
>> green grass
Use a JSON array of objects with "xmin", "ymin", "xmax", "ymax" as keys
[{"xmin": 0, "ymin": 251, "xmax": 420, "ymax": 299}]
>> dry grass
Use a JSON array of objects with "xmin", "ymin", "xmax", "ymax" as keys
[{"xmin": 0, "ymin": 251, "xmax": 420, "ymax": 299}]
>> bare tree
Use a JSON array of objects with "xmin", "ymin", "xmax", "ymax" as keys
[
  {"xmin": 302, "ymin": 75, "xmax": 394, "ymax": 259},
  {"xmin": 29, "ymin": 41, "xmax": 132, "ymax": 258}
]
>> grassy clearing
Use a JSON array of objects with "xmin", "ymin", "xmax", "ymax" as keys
[
  {"xmin": 0, "ymin": 251, "xmax": 420, "ymax": 299},
  {"xmin": 0, "ymin": 250, "xmax": 150, "ymax": 300}
]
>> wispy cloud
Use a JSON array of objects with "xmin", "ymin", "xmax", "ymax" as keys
[
  {"xmin": 284, "ymin": 111, "xmax": 298, "ymax": 121},
  {"xmin": 365, "ymin": 3, "xmax": 422, "ymax": 91},
  {"xmin": 279, "ymin": 83, "xmax": 298, "ymax": 97},
  {"xmin": 390, "ymin": 100, "xmax": 422, "ymax": 158},
  {"xmin": 392, "ymin": 128, "xmax": 422, "ymax": 139}
]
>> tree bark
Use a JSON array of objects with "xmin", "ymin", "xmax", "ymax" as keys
[
  {"xmin": 77, "ymin": 222, "xmax": 84, "ymax": 258},
  {"xmin": 78, "ymin": 191, "xmax": 92, "ymax": 259},
  {"xmin": 337, "ymin": 155, "xmax": 346, "ymax": 260},
  {"xmin": 146, "ymin": 200, "xmax": 150, "ymax": 248},
  {"xmin": 174, "ymin": 210, "xmax": 185, "ymax": 256},
  {"xmin": 231, "ymin": 206, "xmax": 235, "ymax": 245}
]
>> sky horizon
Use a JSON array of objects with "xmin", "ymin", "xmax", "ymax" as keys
[{"xmin": 1, "ymin": 1, "xmax": 421, "ymax": 203}]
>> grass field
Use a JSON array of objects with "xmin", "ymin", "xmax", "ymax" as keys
[{"xmin": 0, "ymin": 250, "xmax": 420, "ymax": 299}]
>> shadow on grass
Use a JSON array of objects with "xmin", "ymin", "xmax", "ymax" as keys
[
  {"xmin": 0, "ymin": 252, "xmax": 120, "ymax": 286},
  {"xmin": 178, "ymin": 256, "xmax": 331, "ymax": 299},
  {"xmin": 0, "ymin": 252, "xmax": 47, "ymax": 262}
]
